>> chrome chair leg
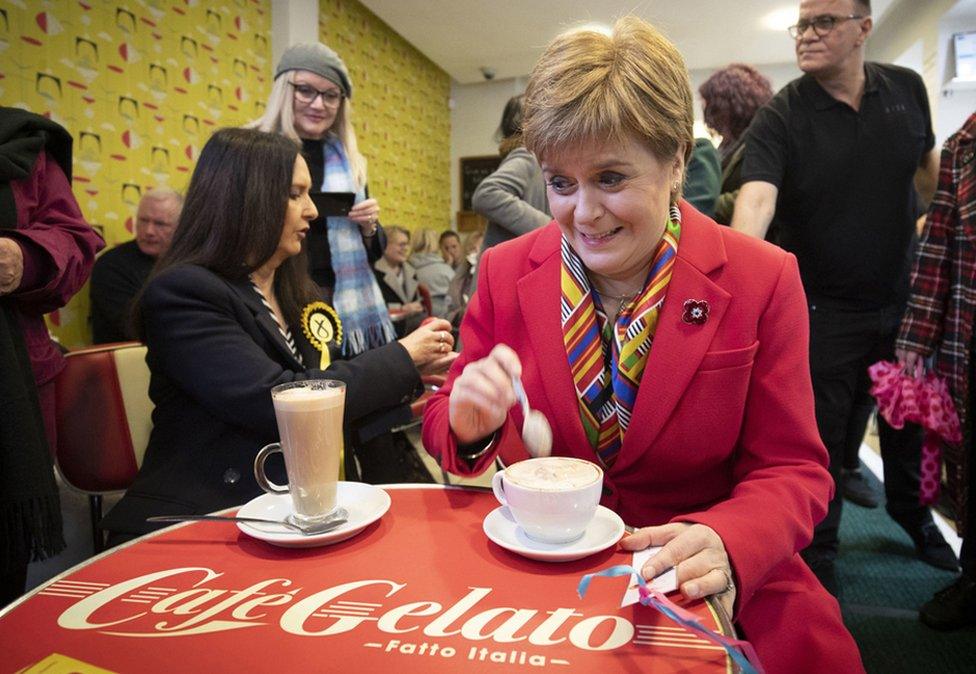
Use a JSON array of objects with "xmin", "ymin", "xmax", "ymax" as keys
[{"xmin": 89, "ymin": 494, "xmax": 104, "ymax": 554}]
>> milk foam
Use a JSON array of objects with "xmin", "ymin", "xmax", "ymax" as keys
[
  {"xmin": 505, "ymin": 457, "xmax": 600, "ymax": 491},
  {"xmin": 273, "ymin": 385, "xmax": 344, "ymax": 411}
]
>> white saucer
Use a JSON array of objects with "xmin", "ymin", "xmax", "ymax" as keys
[
  {"xmin": 483, "ymin": 505, "xmax": 625, "ymax": 562},
  {"xmin": 236, "ymin": 482, "xmax": 390, "ymax": 548}
]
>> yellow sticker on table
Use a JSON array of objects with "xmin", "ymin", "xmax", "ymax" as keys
[{"xmin": 16, "ymin": 653, "xmax": 117, "ymax": 674}]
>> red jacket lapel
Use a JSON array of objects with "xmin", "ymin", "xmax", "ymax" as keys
[{"xmin": 613, "ymin": 204, "xmax": 731, "ymax": 473}]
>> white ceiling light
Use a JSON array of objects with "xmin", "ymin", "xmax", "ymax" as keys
[{"xmin": 762, "ymin": 6, "xmax": 797, "ymax": 32}]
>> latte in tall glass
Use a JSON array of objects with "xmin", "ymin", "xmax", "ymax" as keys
[{"xmin": 255, "ymin": 380, "xmax": 345, "ymax": 523}]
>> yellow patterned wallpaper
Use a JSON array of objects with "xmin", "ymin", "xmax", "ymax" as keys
[
  {"xmin": 319, "ymin": 0, "xmax": 451, "ymax": 231},
  {"xmin": 0, "ymin": 0, "xmax": 271, "ymax": 347}
]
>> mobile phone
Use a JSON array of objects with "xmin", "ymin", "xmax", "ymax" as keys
[{"xmin": 310, "ymin": 192, "xmax": 356, "ymax": 217}]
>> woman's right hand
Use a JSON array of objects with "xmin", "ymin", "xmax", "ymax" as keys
[
  {"xmin": 398, "ymin": 317, "xmax": 457, "ymax": 376},
  {"xmin": 448, "ymin": 344, "xmax": 521, "ymax": 444},
  {"xmin": 895, "ymin": 348, "xmax": 924, "ymax": 377}
]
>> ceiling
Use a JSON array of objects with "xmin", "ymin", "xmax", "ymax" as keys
[{"xmin": 361, "ymin": 0, "xmax": 897, "ymax": 84}]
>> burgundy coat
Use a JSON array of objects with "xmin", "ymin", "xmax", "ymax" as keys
[
  {"xmin": 423, "ymin": 202, "xmax": 863, "ymax": 673},
  {"xmin": 896, "ymin": 112, "xmax": 976, "ymax": 535},
  {"xmin": 7, "ymin": 150, "xmax": 103, "ymax": 385}
]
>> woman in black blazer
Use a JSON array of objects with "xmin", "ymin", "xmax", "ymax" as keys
[{"xmin": 101, "ymin": 129, "xmax": 455, "ymax": 540}]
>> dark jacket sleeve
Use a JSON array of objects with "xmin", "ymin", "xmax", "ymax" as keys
[
  {"xmin": 365, "ymin": 222, "xmax": 386, "ymax": 264},
  {"xmin": 142, "ymin": 266, "xmax": 419, "ymax": 436},
  {"xmin": 89, "ymin": 249, "xmax": 141, "ymax": 343},
  {"xmin": 714, "ymin": 142, "xmax": 746, "ymax": 225},
  {"xmin": 741, "ymin": 98, "xmax": 790, "ymax": 188},
  {"xmin": 683, "ymin": 139, "xmax": 721, "ymax": 217}
]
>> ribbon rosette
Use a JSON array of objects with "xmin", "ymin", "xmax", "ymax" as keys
[
  {"xmin": 577, "ymin": 565, "xmax": 764, "ymax": 674},
  {"xmin": 868, "ymin": 360, "xmax": 962, "ymax": 505}
]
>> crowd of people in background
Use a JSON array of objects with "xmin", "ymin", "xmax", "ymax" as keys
[{"xmin": 1, "ymin": 0, "xmax": 974, "ymax": 653}]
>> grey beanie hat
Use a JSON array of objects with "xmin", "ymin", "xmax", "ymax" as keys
[{"xmin": 275, "ymin": 42, "xmax": 353, "ymax": 99}]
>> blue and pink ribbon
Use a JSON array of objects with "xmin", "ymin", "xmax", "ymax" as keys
[{"xmin": 577, "ymin": 564, "xmax": 764, "ymax": 674}]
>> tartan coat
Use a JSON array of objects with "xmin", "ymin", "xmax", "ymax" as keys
[{"xmin": 896, "ymin": 112, "xmax": 976, "ymax": 535}]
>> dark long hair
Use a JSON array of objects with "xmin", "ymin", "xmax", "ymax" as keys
[
  {"xmin": 145, "ymin": 127, "xmax": 319, "ymax": 328},
  {"xmin": 495, "ymin": 94, "xmax": 525, "ymax": 157}
]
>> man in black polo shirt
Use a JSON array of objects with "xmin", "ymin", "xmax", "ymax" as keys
[{"xmin": 732, "ymin": 0, "xmax": 952, "ymax": 595}]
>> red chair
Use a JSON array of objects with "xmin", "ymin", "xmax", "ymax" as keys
[{"xmin": 54, "ymin": 342, "xmax": 153, "ymax": 553}]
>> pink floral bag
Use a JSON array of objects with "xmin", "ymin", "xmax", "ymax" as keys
[{"xmin": 868, "ymin": 361, "xmax": 962, "ymax": 505}]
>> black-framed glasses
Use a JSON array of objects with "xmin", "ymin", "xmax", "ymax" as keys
[
  {"xmin": 787, "ymin": 14, "xmax": 864, "ymax": 39},
  {"xmin": 289, "ymin": 81, "xmax": 344, "ymax": 108}
]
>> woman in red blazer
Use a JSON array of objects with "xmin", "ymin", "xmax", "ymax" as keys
[{"xmin": 422, "ymin": 17, "xmax": 863, "ymax": 674}]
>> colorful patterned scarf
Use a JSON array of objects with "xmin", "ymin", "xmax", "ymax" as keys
[
  {"xmin": 561, "ymin": 206, "xmax": 681, "ymax": 468},
  {"xmin": 321, "ymin": 137, "xmax": 396, "ymax": 356}
]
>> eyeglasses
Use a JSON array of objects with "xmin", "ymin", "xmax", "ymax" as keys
[
  {"xmin": 289, "ymin": 82, "xmax": 344, "ymax": 108},
  {"xmin": 787, "ymin": 14, "xmax": 864, "ymax": 39}
]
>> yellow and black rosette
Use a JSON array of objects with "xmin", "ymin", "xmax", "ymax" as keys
[{"xmin": 301, "ymin": 301, "xmax": 343, "ymax": 370}]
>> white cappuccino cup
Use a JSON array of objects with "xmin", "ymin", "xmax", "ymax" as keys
[{"xmin": 491, "ymin": 457, "xmax": 603, "ymax": 544}]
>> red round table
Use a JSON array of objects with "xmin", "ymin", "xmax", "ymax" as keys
[{"xmin": 0, "ymin": 486, "xmax": 733, "ymax": 673}]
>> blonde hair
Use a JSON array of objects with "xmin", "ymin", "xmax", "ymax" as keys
[
  {"xmin": 246, "ymin": 74, "xmax": 367, "ymax": 189},
  {"xmin": 385, "ymin": 225, "xmax": 410, "ymax": 242},
  {"xmin": 463, "ymin": 230, "xmax": 484, "ymax": 255},
  {"xmin": 523, "ymin": 16, "xmax": 694, "ymax": 169},
  {"xmin": 411, "ymin": 228, "xmax": 440, "ymax": 255}
]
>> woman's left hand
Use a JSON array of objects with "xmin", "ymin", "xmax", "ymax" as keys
[
  {"xmin": 402, "ymin": 301, "xmax": 425, "ymax": 315},
  {"xmin": 348, "ymin": 198, "xmax": 380, "ymax": 234},
  {"xmin": 620, "ymin": 522, "xmax": 736, "ymax": 619}
]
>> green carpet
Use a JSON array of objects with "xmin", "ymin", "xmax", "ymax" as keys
[{"xmin": 836, "ymin": 476, "xmax": 975, "ymax": 673}]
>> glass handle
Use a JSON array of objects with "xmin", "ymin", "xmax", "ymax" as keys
[{"xmin": 254, "ymin": 443, "xmax": 289, "ymax": 495}]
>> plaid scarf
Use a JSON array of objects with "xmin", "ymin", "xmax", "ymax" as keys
[
  {"xmin": 561, "ymin": 206, "xmax": 681, "ymax": 468},
  {"xmin": 321, "ymin": 137, "xmax": 396, "ymax": 356}
]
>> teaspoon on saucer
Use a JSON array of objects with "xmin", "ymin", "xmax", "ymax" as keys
[
  {"xmin": 147, "ymin": 508, "xmax": 349, "ymax": 536},
  {"xmin": 512, "ymin": 376, "xmax": 553, "ymax": 457}
]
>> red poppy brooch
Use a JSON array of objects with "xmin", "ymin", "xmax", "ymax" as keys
[{"xmin": 682, "ymin": 299, "xmax": 709, "ymax": 325}]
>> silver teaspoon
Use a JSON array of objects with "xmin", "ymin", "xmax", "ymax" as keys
[
  {"xmin": 147, "ymin": 507, "xmax": 349, "ymax": 536},
  {"xmin": 512, "ymin": 375, "xmax": 553, "ymax": 457}
]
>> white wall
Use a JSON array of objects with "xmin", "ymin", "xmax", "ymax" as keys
[
  {"xmin": 935, "ymin": 2, "xmax": 976, "ymax": 143},
  {"xmin": 448, "ymin": 0, "xmax": 976, "ymax": 226},
  {"xmin": 271, "ymin": 0, "xmax": 320, "ymax": 68},
  {"xmin": 867, "ymin": 0, "xmax": 975, "ymax": 146},
  {"xmin": 449, "ymin": 77, "xmax": 527, "ymax": 225}
]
